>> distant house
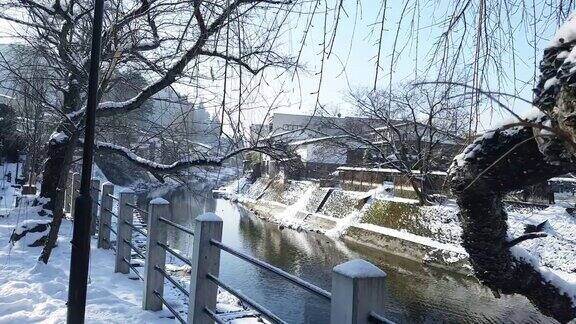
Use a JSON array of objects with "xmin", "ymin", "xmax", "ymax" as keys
[
  {"xmin": 251, "ymin": 112, "xmax": 465, "ymax": 179},
  {"xmin": 267, "ymin": 112, "xmax": 383, "ymax": 140},
  {"xmin": 254, "ymin": 113, "xmax": 381, "ymax": 178},
  {"xmin": 346, "ymin": 121, "xmax": 466, "ymax": 170}
]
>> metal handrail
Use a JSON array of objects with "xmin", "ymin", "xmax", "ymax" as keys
[
  {"xmin": 107, "ymin": 193, "xmax": 119, "ymax": 201},
  {"xmin": 158, "ymin": 217, "xmax": 194, "ymax": 236},
  {"xmin": 126, "ymin": 202, "xmax": 149, "ymax": 215},
  {"xmin": 123, "ymin": 257, "xmax": 143, "ymax": 280},
  {"xmin": 210, "ymin": 239, "xmax": 331, "ymax": 300},
  {"xmin": 368, "ymin": 311, "xmax": 396, "ymax": 324},
  {"xmin": 124, "ymin": 220, "xmax": 147, "ymax": 237},
  {"xmin": 154, "ymin": 266, "xmax": 189, "ymax": 297},
  {"xmin": 153, "ymin": 290, "xmax": 186, "ymax": 323},
  {"xmin": 204, "ymin": 307, "xmax": 225, "ymax": 324},
  {"xmin": 103, "ymin": 207, "xmax": 118, "ymax": 218},
  {"xmin": 123, "ymin": 238, "xmax": 145, "ymax": 259},
  {"xmin": 207, "ymin": 273, "xmax": 287, "ymax": 324},
  {"xmin": 103, "ymin": 222, "xmax": 117, "ymax": 235},
  {"xmin": 157, "ymin": 242, "xmax": 192, "ymax": 267}
]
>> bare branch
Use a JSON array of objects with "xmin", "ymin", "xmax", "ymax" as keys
[{"xmin": 506, "ymin": 232, "xmax": 548, "ymax": 248}]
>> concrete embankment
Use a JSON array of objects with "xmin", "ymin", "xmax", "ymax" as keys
[{"xmin": 223, "ymin": 177, "xmax": 471, "ymax": 274}]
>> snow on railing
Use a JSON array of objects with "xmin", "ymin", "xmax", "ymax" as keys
[{"xmin": 64, "ymin": 171, "xmax": 395, "ymax": 324}]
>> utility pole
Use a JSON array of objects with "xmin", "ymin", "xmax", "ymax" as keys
[{"xmin": 66, "ymin": 0, "xmax": 105, "ymax": 322}]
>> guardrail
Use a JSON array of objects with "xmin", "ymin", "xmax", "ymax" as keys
[{"xmin": 64, "ymin": 172, "xmax": 394, "ymax": 324}]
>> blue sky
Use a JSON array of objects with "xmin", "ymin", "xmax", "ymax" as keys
[{"xmin": 269, "ymin": 0, "xmax": 566, "ymax": 131}]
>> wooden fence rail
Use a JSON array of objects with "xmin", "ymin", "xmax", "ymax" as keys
[{"xmin": 64, "ymin": 172, "xmax": 394, "ymax": 324}]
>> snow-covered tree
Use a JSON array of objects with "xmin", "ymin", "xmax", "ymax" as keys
[
  {"xmin": 0, "ymin": 0, "xmax": 298, "ymax": 263},
  {"xmin": 0, "ymin": 45, "xmax": 56, "ymax": 183},
  {"xmin": 450, "ymin": 15, "xmax": 576, "ymax": 322}
]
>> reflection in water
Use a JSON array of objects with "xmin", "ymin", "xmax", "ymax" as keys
[{"xmin": 155, "ymin": 187, "xmax": 555, "ymax": 324}]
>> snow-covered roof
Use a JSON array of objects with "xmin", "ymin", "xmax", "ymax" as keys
[
  {"xmin": 288, "ymin": 135, "xmax": 351, "ymax": 146},
  {"xmin": 373, "ymin": 121, "xmax": 465, "ymax": 142}
]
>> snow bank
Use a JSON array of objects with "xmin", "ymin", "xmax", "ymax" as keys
[
  {"xmin": 353, "ymin": 222, "xmax": 467, "ymax": 254},
  {"xmin": 0, "ymin": 209, "xmax": 174, "ymax": 323},
  {"xmin": 13, "ymin": 218, "xmax": 51, "ymax": 236},
  {"xmin": 272, "ymin": 185, "xmax": 316, "ymax": 229},
  {"xmin": 325, "ymin": 186, "xmax": 387, "ymax": 238},
  {"xmin": 0, "ymin": 167, "xmax": 265, "ymax": 323},
  {"xmin": 507, "ymin": 205, "xmax": 576, "ymax": 274}
]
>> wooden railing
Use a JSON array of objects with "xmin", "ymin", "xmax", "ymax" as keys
[{"xmin": 64, "ymin": 172, "xmax": 395, "ymax": 324}]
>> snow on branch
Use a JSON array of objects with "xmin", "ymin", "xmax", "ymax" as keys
[
  {"xmin": 90, "ymin": 140, "xmax": 291, "ymax": 174},
  {"xmin": 67, "ymin": 0, "xmax": 292, "ymax": 121}
]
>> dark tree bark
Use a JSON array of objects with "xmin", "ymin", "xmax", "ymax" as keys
[
  {"xmin": 37, "ymin": 124, "xmax": 79, "ymax": 263},
  {"xmin": 449, "ymin": 121, "xmax": 576, "ymax": 323}
]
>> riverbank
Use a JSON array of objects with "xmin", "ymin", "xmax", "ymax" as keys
[
  {"xmin": 162, "ymin": 190, "xmax": 559, "ymax": 323},
  {"xmin": 221, "ymin": 176, "xmax": 576, "ymax": 280}
]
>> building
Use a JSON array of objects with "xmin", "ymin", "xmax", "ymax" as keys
[
  {"xmin": 254, "ymin": 113, "xmax": 382, "ymax": 178},
  {"xmin": 252, "ymin": 112, "xmax": 466, "ymax": 180}
]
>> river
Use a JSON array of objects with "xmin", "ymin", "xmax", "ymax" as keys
[{"xmin": 153, "ymin": 187, "xmax": 555, "ymax": 324}]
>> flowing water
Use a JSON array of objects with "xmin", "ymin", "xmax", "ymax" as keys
[{"xmin": 148, "ymin": 187, "xmax": 556, "ymax": 324}]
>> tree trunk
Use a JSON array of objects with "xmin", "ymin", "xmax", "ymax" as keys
[
  {"xmin": 37, "ymin": 125, "xmax": 79, "ymax": 264},
  {"xmin": 450, "ymin": 122, "xmax": 576, "ymax": 323},
  {"xmin": 408, "ymin": 175, "xmax": 428, "ymax": 205}
]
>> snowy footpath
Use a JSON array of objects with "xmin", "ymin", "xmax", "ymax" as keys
[
  {"xmin": 0, "ymin": 163, "xmax": 259, "ymax": 324},
  {"xmin": 0, "ymin": 178, "xmax": 178, "ymax": 323},
  {"xmin": 0, "ymin": 220, "xmax": 173, "ymax": 323}
]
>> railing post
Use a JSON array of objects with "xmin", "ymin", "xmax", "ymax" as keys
[
  {"xmin": 70, "ymin": 172, "xmax": 80, "ymax": 216},
  {"xmin": 330, "ymin": 259, "xmax": 387, "ymax": 324},
  {"xmin": 90, "ymin": 179, "xmax": 101, "ymax": 236},
  {"xmin": 65, "ymin": 171, "xmax": 73, "ymax": 213},
  {"xmin": 115, "ymin": 189, "xmax": 135, "ymax": 274},
  {"xmin": 98, "ymin": 183, "xmax": 114, "ymax": 249},
  {"xmin": 188, "ymin": 213, "xmax": 223, "ymax": 323},
  {"xmin": 143, "ymin": 198, "xmax": 170, "ymax": 311}
]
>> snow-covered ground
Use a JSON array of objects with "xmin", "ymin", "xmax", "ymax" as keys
[
  {"xmin": 508, "ymin": 204, "xmax": 576, "ymax": 277},
  {"xmin": 0, "ymin": 162, "xmax": 261, "ymax": 323},
  {"xmin": 0, "ymin": 217, "xmax": 175, "ymax": 323}
]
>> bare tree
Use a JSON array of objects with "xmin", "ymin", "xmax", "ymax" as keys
[
  {"xmin": 0, "ymin": 0, "xmax": 300, "ymax": 263},
  {"xmin": 319, "ymin": 83, "xmax": 469, "ymax": 204},
  {"xmin": 0, "ymin": 45, "xmax": 55, "ymax": 185}
]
